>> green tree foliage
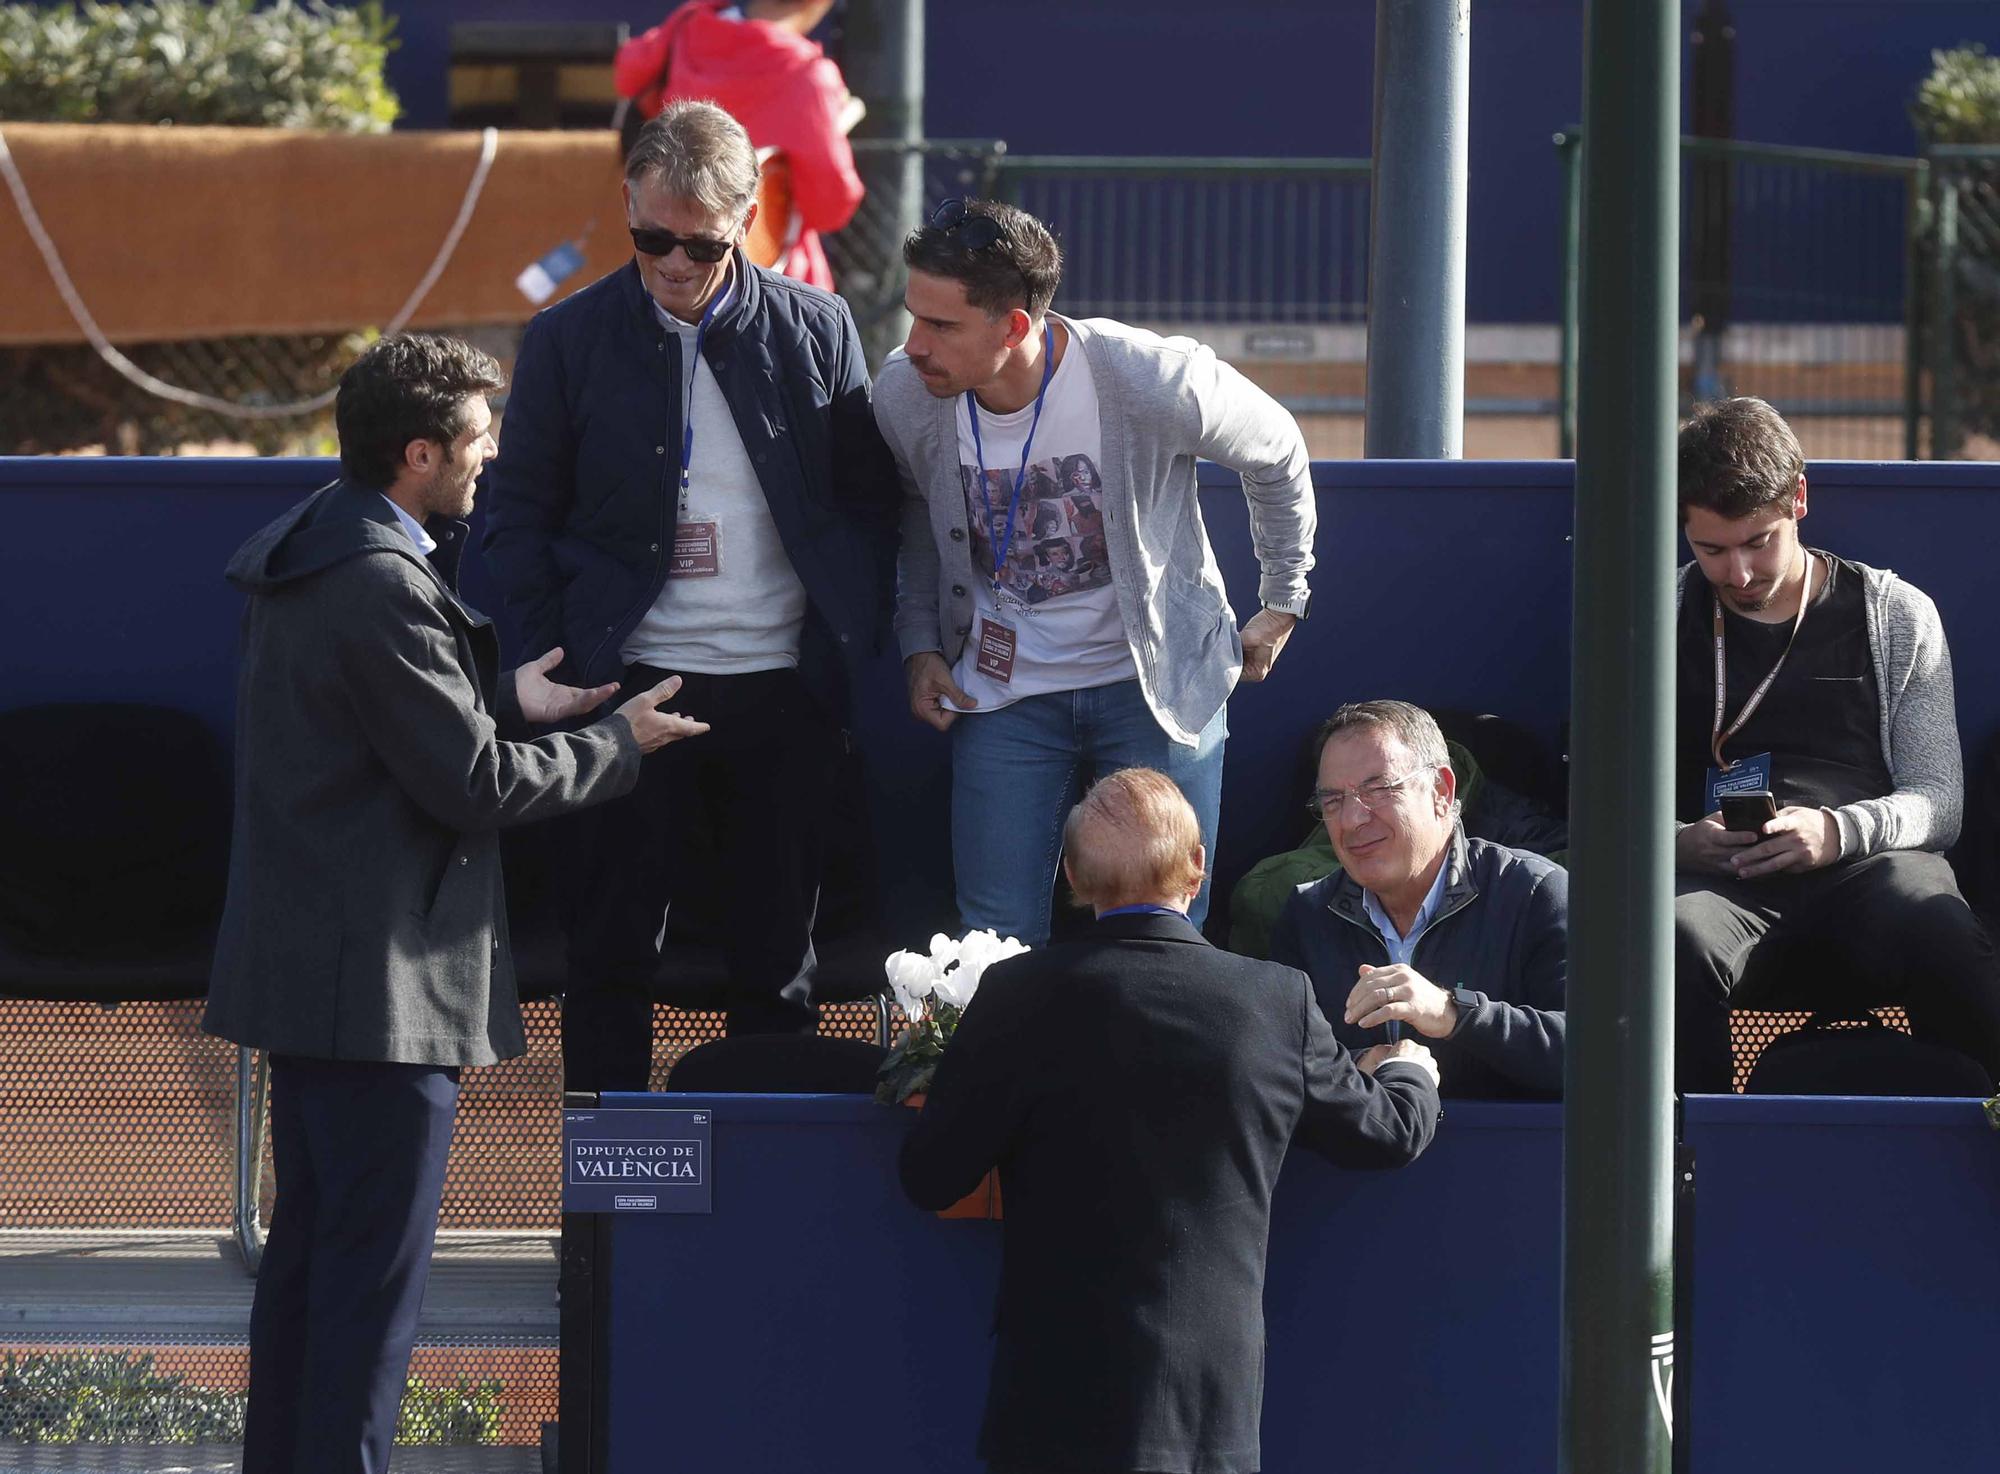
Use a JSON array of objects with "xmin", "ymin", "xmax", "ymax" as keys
[
  {"xmin": 1912, "ymin": 43, "xmax": 2000, "ymax": 148},
  {"xmin": 0, "ymin": 0, "xmax": 399, "ymax": 131}
]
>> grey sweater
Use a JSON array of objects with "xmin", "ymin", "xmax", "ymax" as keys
[
  {"xmin": 874, "ymin": 313, "xmax": 1315, "ymax": 745},
  {"xmin": 1676, "ymin": 556, "xmax": 1962, "ymax": 857}
]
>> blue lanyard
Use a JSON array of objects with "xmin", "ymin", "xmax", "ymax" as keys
[
  {"xmin": 675, "ymin": 274, "xmax": 734, "ymax": 510},
  {"xmin": 964, "ymin": 324, "xmax": 1056, "ymax": 595},
  {"xmin": 1097, "ymin": 904, "xmax": 1186, "ymax": 920}
]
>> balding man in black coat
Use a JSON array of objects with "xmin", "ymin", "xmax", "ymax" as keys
[{"xmin": 901, "ymin": 768, "xmax": 1441, "ymax": 1474}]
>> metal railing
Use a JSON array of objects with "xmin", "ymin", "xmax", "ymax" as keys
[
  {"xmin": 822, "ymin": 146, "xmax": 1373, "ymax": 368},
  {"xmin": 1556, "ymin": 130, "xmax": 1927, "ymax": 460},
  {"xmin": 994, "ymin": 155, "xmax": 1372, "ymax": 328}
]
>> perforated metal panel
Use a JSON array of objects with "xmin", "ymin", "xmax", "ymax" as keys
[
  {"xmin": 2, "ymin": 991, "xmax": 885, "ymax": 1456},
  {"xmin": 1728, "ymin": 1007, "xmax": 1911, "ymax": 1093},
  {"xmin": 0, "ymin": 1002, "xmax": 234, "ymax": 1230}
]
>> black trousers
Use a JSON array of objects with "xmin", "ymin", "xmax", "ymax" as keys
[
  {"xmin": 1674, "ymin": 850, "xmax": 2000, "ymax": 1092},
  {"xmin": 562, "ymin": 665, "xmax": 838, "ymax": 1091},
  {"xmin": 242, "ymin": 1056, "xmax": 459, "ymax": 1474}
]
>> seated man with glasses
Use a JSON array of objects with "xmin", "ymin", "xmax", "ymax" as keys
[
  {"xmin": 484, "ymin": 100, "xmax": 898, "ymax": 1083},
  {"xmin": 1270, "ymin": 701, "xmax": 1569, "ymax": 1099},
  {"xmin": 875, "ymin": 196, "xmax": 1315, "ymax": 947}
]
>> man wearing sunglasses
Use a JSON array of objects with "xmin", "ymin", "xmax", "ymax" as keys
[
  {"xmin": 874, "ymin": 197, "xmax": 1317, "ymax": 948},
  {"xmin": 484, "ymin": 100, "xmax": 898, "ymax": 1085},
  {"xmin": 1269, "ymin": 701, "xmax": 1568, "ymax": 1099}
]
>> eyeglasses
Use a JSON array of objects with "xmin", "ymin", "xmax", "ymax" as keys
[
  {"xmin": 1307, "ymin": 769, "xmax": 1432, "ymax": 820},
  {"xmin": 628, "ymin": 225, "xmax": 734, "ymax": 264},
  {"xmin": 929, "ymin": 197, "xmax": 1007, "ymax": 252}
]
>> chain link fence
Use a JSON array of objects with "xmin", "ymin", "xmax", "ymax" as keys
[{"xmin": 0, "ymin": 325, "xmax": 526, "ymax": 457}]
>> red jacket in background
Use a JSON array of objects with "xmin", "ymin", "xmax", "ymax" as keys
[{"xmin": 616, "ymin": 0, "xmax": 864, "ymax": 291}]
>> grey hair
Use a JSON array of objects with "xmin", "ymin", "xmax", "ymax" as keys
[
  {"xmin": 623, "ymin": 100, "xmax": 761, "ymax": 219},
  {"xmin": 1313, "ymin": 700, "xmax": 1461, "ymax": 820}
]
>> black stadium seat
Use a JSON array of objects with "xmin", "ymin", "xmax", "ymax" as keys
[{"xmin": 0, "ymin": 702, "xmax": 230, "ymax": 1001}]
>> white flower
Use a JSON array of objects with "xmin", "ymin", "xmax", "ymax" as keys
[
  {"xmin": 931, "ymin": 962, "xmax": 972, "ymax": 1010},
  {"xmin": 884, "ymin": 949, "xmax": 936, "ymax": 1021},
  {"xmin": 935, "ymin": 929, "xmax": 1029, "ymax": 1011}
]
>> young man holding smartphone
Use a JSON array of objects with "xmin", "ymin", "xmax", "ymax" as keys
[{"xmin": 1671, "ymin": 397, "xmax": 2000, "ymax": 1092}]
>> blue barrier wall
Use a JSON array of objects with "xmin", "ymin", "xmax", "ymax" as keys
[
  {"xmin": 580, "ymin": 1091, "xmax": 1997, "ymax": 1473},
  {"xmin": 4, "ymin": 455, "xmax": 1996, "ymax": 936},
  {"xmin": 586, "ymin": 1094, "xmax": 1562, "ymax": 1474},
  {"xmin": 1683, "ymin": 1095, "xmax": 2000, "ymax": 1473}
]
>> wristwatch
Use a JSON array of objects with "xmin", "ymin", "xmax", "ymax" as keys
[
  {"xmin": 1447, "ymin": 988, "xmax": 1479, "ymax": 1033},
  {"xmin": 1262, "ymin": 592, "xmax": 1311, "ymax": 620}
]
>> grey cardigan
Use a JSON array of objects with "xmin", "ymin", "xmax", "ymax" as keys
[
  {"xmin": 205, "ymin": 482, "xmax": 641, "ymax": 1068},
  {"xmin": 874, "ymin": 313, "xmax": 1315, "ymax": 745},
  {"xmin": 1676, "ymin": 555, "xmax": 1963, "ymax": 856}
]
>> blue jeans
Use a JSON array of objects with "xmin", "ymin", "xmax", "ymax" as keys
[{"xmin": 950, "ymin": 679, "xmax": 1228, "ymax": 946}]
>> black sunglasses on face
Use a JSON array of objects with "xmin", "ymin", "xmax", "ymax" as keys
[
  {"xmin": 629, "ymin": 226, "xmax": 733, "ymax": 264},
  {"xmin": 930, "ymin": 197, "xmax": 1006, "ymax": 252}
]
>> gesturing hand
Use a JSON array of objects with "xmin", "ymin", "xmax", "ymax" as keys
[
  {"xmin": 614, "ymin": 674, "xmax": 711, "ymax": 754},
  {"xmin": 1237, "ymin": 608, "xmax": 1297, "ymax": 684},
  {"xmin": 514, "ymin": 647, "xmax": 619, "ymax": 725},
  {"xmin": 1346, "ymin": 962, "xmax": 1459, "ymax": 1039}
]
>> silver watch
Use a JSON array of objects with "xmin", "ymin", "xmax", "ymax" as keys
[{"xmin": 1262, "ymin": 593, "xmax": 1311, "ymax": 620}]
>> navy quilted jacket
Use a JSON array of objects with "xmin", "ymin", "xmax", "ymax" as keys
[{"xmin": 482, "ymin": 254, "xmax": 898, "ymax": 717}]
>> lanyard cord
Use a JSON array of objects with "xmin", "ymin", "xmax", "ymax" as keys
[
  {"xmin": 1711, "ymin": 547, "xmax": 1819, "ymax": 772},
  {"xmin": 674, "ymin": 270, "xmax": 735, "ymax": 515},
  {"xmin": 965, "ymin": 324, "xmax": 1057, "ymax": 596}
]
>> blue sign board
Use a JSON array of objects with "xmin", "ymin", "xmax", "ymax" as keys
[{"xmin": 562, "ymin": 1107, "xmax": 712, "ymax": 1214}]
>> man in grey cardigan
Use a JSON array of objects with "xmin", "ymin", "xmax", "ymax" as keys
[
  {"xmin": 1672, "ymin": 397, "xmax": 2000, "ymax": 1091},
  {"xmin": 205, "ymin": 335, "xmax": 705, "ymax": 1474},
  {"xmin": 875, "ymin": 197, "xmax": 1315, "ymax": 944}
]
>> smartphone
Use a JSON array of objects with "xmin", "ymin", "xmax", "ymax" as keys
[{"xmin": 1720, "ymin": 790, "xmax": 1778, "ymax": 833}]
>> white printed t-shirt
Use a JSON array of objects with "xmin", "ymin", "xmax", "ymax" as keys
[{"xmin": 946, "ymin": 338, "xmax": 1135, "ymax": 713}]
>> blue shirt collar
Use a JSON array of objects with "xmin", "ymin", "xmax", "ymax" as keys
[
  {"xmin": 378, "ymin": 493, "xmax": 436, "ymax": 556},
  {"xmin": 1361, "ymin": 853, "xmax": 1451, "ymax": 962}
]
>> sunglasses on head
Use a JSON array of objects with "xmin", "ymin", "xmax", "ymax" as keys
[
  {"xmin": 628, "ymin": 226, "xmax": 734, "ymax": 264},
  {"xmin": 929, "ymin": 198, "xmax": 1007, "ymax": 252}
]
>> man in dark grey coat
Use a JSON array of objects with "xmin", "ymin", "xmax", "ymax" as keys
[{"xmin": 204, "ymin": 334, "xmax": 706, "ymax": 1474}]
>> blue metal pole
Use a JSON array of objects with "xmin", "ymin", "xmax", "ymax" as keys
[{"xmin": 1363, "ymin": 0, "xmax": 1469, "ymax": 458}]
